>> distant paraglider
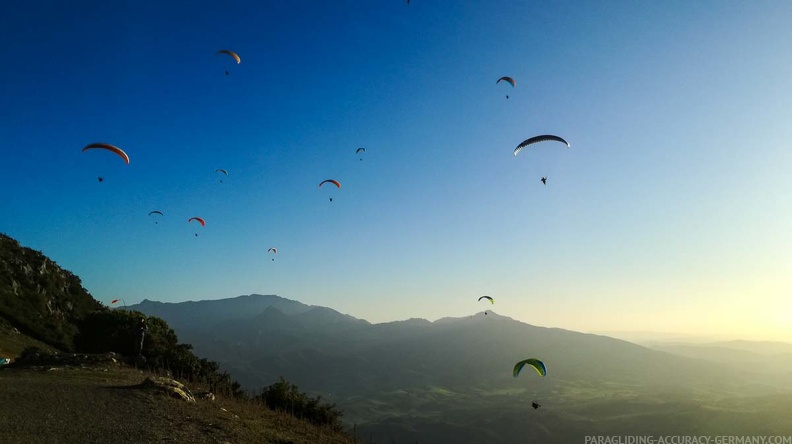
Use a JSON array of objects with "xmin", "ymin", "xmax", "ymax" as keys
[
  {"xmin": 148, "ymin": 211, "xmax": 163, "ymax": 224},
  {"xmin": 541, "ymin": 177, "xmax": 547, "ymax": 186},
  {"xmin": 216, "ymin": 169, "xmax": 228, "ymax": 183},
  {"xmin": 217, "ymin": 50, "xmax": 241, "ymax": 75},
  {"xmin": 319, "ymin": 179, "xmax": 341, "ymax": 202},
  {"xmin": 268, "ymin": 247, "xmax": 277, "ymax": 261},
  {"xmin": 497, "ymin": 76, "xmax": 515, "ymax": 99},
  {"xmin": 83, "ymin": 143, "xmax": 129, "ymax": 182},
  {"xmin": 188, "ymin": 217, "xmax": 205, "ymax": 236},
  {"xmin": 356, "ymin": 147, "xmax": 366, "ymax": 161},
  {"xmin": 478, "ymin": 295, "xmax": 494, "ymax": 315}
]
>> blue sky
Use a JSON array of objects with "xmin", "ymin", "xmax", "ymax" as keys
[{"xmin": 2, "ymin": 0, "xmax": 790, "ymax": 341}]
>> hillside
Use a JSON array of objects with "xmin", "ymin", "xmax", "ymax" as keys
[
  {"xmin": 0, "ymin": 233, "xmax": 104, "ymax": 351},
  {"xmin": 0, "ymin": 233, "xmax": 355, "ymax": 444}
]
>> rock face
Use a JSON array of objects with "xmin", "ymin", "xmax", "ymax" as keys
[{"xmin": 0, "ymin": 233, "xmax": 104, "ymax": 351}]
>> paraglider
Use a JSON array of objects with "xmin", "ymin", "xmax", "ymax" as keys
[
  {"xmin": 188, "ymin": 217, "xmax": 205, "ymax": 236},
  {"xmin": 268, "ymin": 247, "xmax": 277, "ymax": 261},
  {"xmin": 319, "ymin": 179, "xmax": 341, "ymax": 202},
  {"xmin": 216, "ymin": 169, "xmax": 228, "ymax": 183},
  {"xmin": 497, "ymin": 76, "xmax": 515, "ymax": 99},
  {"xmin": 541, "ymin": 177, "xmax": 547, "ymax": 185},
  {"xmin": 478, "ymin": 295, "xmax": 494, "ymax": 315},
  {"xmin": 83, "ymin": 143, "xmax": 128, "ymax": 182},
  {"xmin": 148, "ymin": 211, "xmax": 163, "ymax": 224},
  {"xmin": 110, "ymin": 298, "xmax": 126, "ymax": 307},
  {"xmin": 356, "ymin": 147, "xmax": 366, "ymax": 161},
  {"xmin": 513, "ymin": 135, "xmax": 570, "ymax": 156},
  {"xmin": 217, "ymin": 50, "xmax": 240, "ymax": 75},
  {"xmin": 531, "ymin": 401, "xmax": 541, "ymax": 409},
  {"xmin": 513, "ymin": 358, "xmax": 547, "ymax": 378}
]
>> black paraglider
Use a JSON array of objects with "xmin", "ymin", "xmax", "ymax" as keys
[
  {"xmin": 541, "ymin": 177, "xmax": 547, "ymax": 185},
  {"xmin": 97, "ymin": 177, "xmax": 104, "ymax": 183},
  {"xmin": 532, "ymin": 401, "xmax": 541, "ymax": 409}
]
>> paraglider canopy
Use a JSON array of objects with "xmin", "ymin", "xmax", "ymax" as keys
[
  {"xmin": 217, "ymin": 50, "xmax": 241, "ymax": 64},
  {"xmin": 188, "ymin": 217, "xmax": 206, "ymax": 227},
  {"xmin": 513, "ymin": 358, "xmax": 547, "ymax": 378},
  {"xmin": 497, "ymin": 76, "xmax": 516, "ymax": 88},
  {"xmin": 319, "ymin": 179, "xmax": 341, "ymax": 189},
  {"xmin": 513, "ymin": 135, "xmax": 570, "ymax": 156},
  {"xmin": 82, "ymin": 143, "xmax": 130, "ymax": 164},
  {"xmin": 478, "ymin": 296, "xmax": 494, "ymax": 304}
]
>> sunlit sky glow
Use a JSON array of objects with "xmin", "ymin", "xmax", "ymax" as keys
[{"xmin": 1, "ymin": 0, "xmax": 790, "ymax": 342}]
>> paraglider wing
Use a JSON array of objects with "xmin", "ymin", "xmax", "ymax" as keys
[
  {"xmin": 478, "ymin": 296, "xmax": 494, "ymax": 304},
  {"xmin": 268, "ymin": 247, "xmax": 277, "ymax": 253},
  {"xmin": 82, "ymin": 143, "xmax": 130, "ymax": 164},
  {"xmin": 148, "ymin": 211, "xmax": 163, "ymax": 216},
  {"xmin": 188, "ymin": 217, "xmax": 206, "ymax": 227},
  {"xmin": 497, "ymin": 76, "xmax": 516, "ymax": 88},
  {"xmin": 217, "ymin": 50, "xmax": 241, "ymax": 64},
  {"xmin": 513, "ymin": 358, "xmax": 547, "ymax": 378},
  {"xmin": 513, "ymin": 135, "xmax": 570, "ymax": 156},
  {"xmin": 318, "ymin": 179, "xmax": 341, "ymax": 189},
  {"xmin": 356, "ymin": 148, "xmax": 366, "ymax": 154},
  {"xmin": 111, "ymin": 299, "xmax": 119, "ymax": 304},
  {"xmin": 215, "ymin": 169, "xmax": 229, "ymax": 176}
]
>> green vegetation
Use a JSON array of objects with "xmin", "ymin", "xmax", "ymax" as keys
[{"xmin": 257, "ymin": 377, "xmax": 345, "ymax": 431}]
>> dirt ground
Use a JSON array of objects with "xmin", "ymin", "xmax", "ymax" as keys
[{"xmin": 0, "ymin": 363, "xmax": 356, "ymax": 444}]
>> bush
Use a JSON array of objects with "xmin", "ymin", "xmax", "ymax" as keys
[{"xmin": 258, "ymin": 377, "xmax": 344, "ymax": 430}]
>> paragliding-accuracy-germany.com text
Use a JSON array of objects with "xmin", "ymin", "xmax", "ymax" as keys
[{"xmin": 584, "ymin": 436, "xmax": 792, "ymax": 444}]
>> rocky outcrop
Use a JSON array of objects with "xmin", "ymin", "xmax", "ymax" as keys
[
  {"xmin": 139, "ymin": 376, "xmax": 196, "ymax": 402},
  {"xmin": 0, "ymin": 233, "xmax": 104, "ymax": 351}
]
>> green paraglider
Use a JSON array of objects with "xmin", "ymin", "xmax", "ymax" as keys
[{"xmin": 513, "ymin": 358, "xmax": 547, "ymax": 378}]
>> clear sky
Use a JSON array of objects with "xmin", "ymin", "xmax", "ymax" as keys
[{"xmin": 1, "ymin": 0, "xmax": 790, "ymax": 342}]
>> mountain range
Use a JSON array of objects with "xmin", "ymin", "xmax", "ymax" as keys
[{"xmin": 129, "ymin": 294, "xmax": 792, "ymax": 443}]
